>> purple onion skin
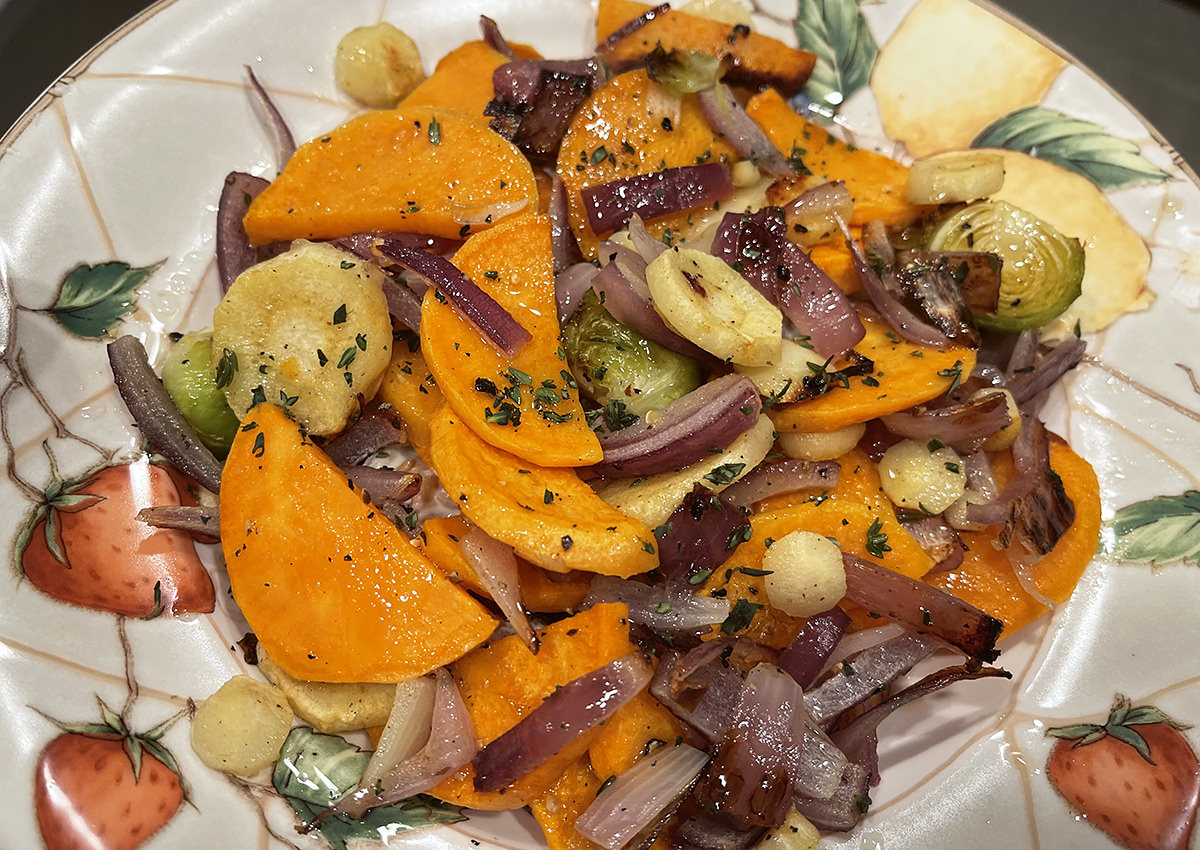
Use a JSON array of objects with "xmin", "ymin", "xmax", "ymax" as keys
[
  {"xmin": 777, "ymin": 606, "xmax": 851, "ymax": 689},
  {"xmin": 842, "ymin": 553, "xmax": 1003, "ymax": 662},
  {"xmin": 216, "ymin": 172, "xmax": 270, "ymax": 292},
  {"xmin": 696, "ymin": 85, "xmax": 793, "ymax": 179},
  {"xmin": 472, "ymin": 654, "xmax": 651, "ymax": 792},
  {"xmin": 590, "ymin": 374, "xmax": 760, "ymax": 479},
  {"xmin": 108, "ymin": 335, "xmax": 223, "ymax": 494},
  {"xmin": 696, "ymin": 664, "xmax": 802, "ymax": 828},
  {"xmin": 375, "ymin": 241, "xmax": 531, "ymax": 355},
  {"xmin": 582, "ymin": 163, "xmax": 734, "ymax": 236},
  {"xmin": 711, "ymin": 208, "xmax": 864, "ymax": 358},
  {"xmin": 486, "ymin": 61, "xmax": 597, "ymax": 162},
  {"xmin": 479, "ymin": 14, "xmax": 516, "ymax": 59},
  {"xmin": 657, "ymin": 486, "xmax": 752, "ymax": 585},
  {"xmin": 881, "ymin": 392, "xmax": 1011, "ymax": 453}
]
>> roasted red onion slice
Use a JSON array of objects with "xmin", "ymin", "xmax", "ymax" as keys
[
  {"xmin": 963, "ymin": 414, "xmax": 1050, "ymax": 527},
  {"xmin": 555, "ymin": 262, "xmax": 600, "ymax": 324},
  {"xmin": 783, "ymin": 181, "xmax": 853, "ymax": 243},
  {"xmin": 597, "ymin": 2, "xmax": 670, "ymax": 53},
  {"xmin": 137, "ymin": 505, "xmax": 219, "ymax": 540},
  {"xmin": 344, "ymin": 467, "xmax": 420, "ymax": 505},
  {"xmin": 1006, "ymin": 335, "xmax": 1086, "ymax": 407},
  {"xmin": 487, "ymin": 60, "xmax": 598, "ymax": 161},
  {"xmin": 841, "ymin": 553, "xmax": 1004, "ymax": 662},
  {"xmin": 549, "ymin": 176, "xmax": 583, "ymax": 274},
  {"xmin": 582, "ymin": 163, "xmax": 734, "ymax": 236},
  {"xmin": 697, "ymin": 663, "xmax": 803, "ymax": 828},
  {"xmin": 897, "ymin": 249, "xmax": 1002, "ymax": 316},
  {"xmin": 323, "ymin": 409, "xmax": 405, "ymax": 466},
  {"xmin": 628, "ymin": 215, "xmax": 669, "ymax": 263},
  {"xmin": 590, "ymin": 374, "xmax": 760, "ymax": 478},
  {"xmin": 576, "ymin": 743, "xmax": 710, "ymax": 850},
  {"xmin": 840, "ymin": 217, "xmax": 954, "ymax": 349},
  {"xmin": 880, "ymin": 393, "xmax": 1011, "ymax": 452},
  {"xmin": 245, "ymin": 65, "xmax": 295, "ymax": 167},
  {"xmin": 461, "ymin": 526, "xmax": 539, "ymax": 654},
  {"xmin": 696, "ymin": 85, "xmax": 793, "ymax": 178},
  {"xmin": 335, "ymin": 669, "xmax": 475, "ymax": 816},
  {"xmin": 472, "ymin": 654, "xmax": 652, "ymax": 791},
  {"xmin": 777, "ymin": 606, "xmax": 851, "ymax": 689},
  {"xmin": 216, "ymin": 172, "xmax": 270, "ymax": 292},
  {"xmin": 793, "ymin": 762, "xmax": 871, "ymax": 832},
  {"xmin": 720, "ymin": 459, "xmax": 840, "ymax": 510},
  {"xmin": 591, "ymin": 246, "xmax": 706, "ymax": 358},
  {"xmin": 893, "ymin": 255, "xmax": 981, "ymax": 347},
  {"xmin": 651, "ymin": 639, "xmax": 777, "ymax": 742},
  {"xmin": 375, "ymin": 241, "xmax": 531, "ymax": 354},
  {"xmin": 792, "ymin": 711, "xmax": 850, "ymax": 800},
  {"xmin": 108, "ymin": 335, "xmax": 223, "ymax": 494},
  {"xmin": 901, "ymin": 515, "xmax": 966, "ymax": 573},
  {"xmin": 710, "ymin": 208, "xmax": 864, "ymax": 358},
  {"xmin": 657, "ymin": 486, "xmax": 754, "ymax": 585},
  {"xmin": 585, "ymin": 575, "xmax": 729, "ymax": 632},
  {"xmin": 830, "ymin": 662, "xmax": 1012, "ymax": 783},
  {"xmin": 803, "ymin": 632, "xmax": 937, "ymax": 726},
  {"xmin": 479, "ymin": 14, "xmax": 516, "ymax": 59}
]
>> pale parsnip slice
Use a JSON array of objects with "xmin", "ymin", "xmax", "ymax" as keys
[
  {"xmin": 762, "ymin": 530, "xmax": 847, "ymax": 618},
  {"xmin": 878, "ymin": 439, "xmax": 967, "ymax": 514},
  {"xmin": 258, "ymin": 648, "xmax": 396, "ymax": 734},
  {"xmin": 190, "ymin": 676, "xmax": 293, "ymax": 777},
  {"xmin": 736, "ymin": 338, "xmax": 824, "ymax": 404},
  {"xmin": 777, "ymin": 422, "xmax": 866, "ymax": 462},
  {"xmin": 595, "ymin": 414, "xmax": 775, "ymax": 527},
  {"xmin": 904, "ymin": 151, "xmax": 1005, "ymax": 204},
  {"xmin": 646, "ymin": 247, "xmax": 782, "ymax": 366},
  {"xmin": 212, "ymin": 240, "xmax": 393, "ymax": 436}
]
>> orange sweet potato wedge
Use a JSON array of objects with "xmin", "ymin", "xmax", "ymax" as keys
[
  {"xmin": 421, "ymin": 213, "xmax": 601, "ymax": 467},
  {"xmin": 769, "ymin": 313, "xmax": 977, "ymax": 434},
  {"xmin": 926, "ymin": 437, "xmax": 1101, "ymax": 635},
  {"xmin": 421, "ymin": 515, "xmax": 594, "ymax": 612},
  {"xmin": 243, "ymin": 105, "xmax": 537, "ymax": 244},
  {"xmin": 220, "ymin": 403, "xmax": 497, "ymax": 683},
  {"xmin": 530, "ymin": 757, "xmax": 607, "ymax": 850},
  {"xmin": 746, "ymin": 88, "xmax": 933, "ymax": 229},
  {"xmin": 588, "ymin": 690, "xmax": 684, "ymax": 779},
  {"xmin": 429, "ymin": 407, "xmax": 659, "ymax": 577},
  {"xmin": 430, "ymin": 603, "xmax": 635, "ymax": 809},
  {"xmin": 701, "ymin": 496, "xmax": 934, "ymax": 646},
  {"xmin": 402, "ymin": 40, "xmax": 540, "ymax": 121},
  {"xmin": 375, "ymin": 340, "xmax": 442, "ymax": 462},
  {"xmin": 556, "ymin": 68, "xmax": 738, "ymax": 259},
  {"xmin": 596, "ymin": 0, "xmax": 816, "ymax": 95}
]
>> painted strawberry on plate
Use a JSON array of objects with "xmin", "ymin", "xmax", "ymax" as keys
[
  {"xmin": 34, "ymin": 699, "xmax": 187, "ymax": 850},
  {"xmin": 1046, "ymin": 695, "xmax": 1200, "ymax": 850},
  {"xmin": 15, "ymin": 456, "xmax": 215, "ymax": 617}
]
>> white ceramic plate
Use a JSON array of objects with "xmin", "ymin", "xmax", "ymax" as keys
[{"xmin": 3, "ymin": 1, "xmax": 1200, "ymax": 849}]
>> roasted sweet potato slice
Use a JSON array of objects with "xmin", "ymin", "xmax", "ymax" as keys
[
  {"xmin": 926, "ymin": 437, "xmax": 1100, "ymax": 634},
  {"xmin": 428, "ymin": 407, "xmax": 659, "ymax": 577},
  {"xmin": 768, "ymin": 313, "xmax": 977, "ymax": 435},
  {"xmin": 596, "ymin": 0, "xmax": 816, "ymax": 95},
  {"xmin": 401, "ymin": 39, "xmax": 540, "ymax": 121},
  {"xmin": 374, "ymin": 339, "xmax": 442, "ymax": 462},
  {"xmin": 746, "ymin": 88, "xmax": 933, "ymax": 229},
  {"xmin": 220, "ymin": 403, "xmax": 497, "ymax": 683},
  {"xmin": 556, "ymin": 68, "xmax": 738, "ymax": 258},
  {"xmin": 420, "ymin": 213, "xmax": 601, "ymax": 467},
  {"xmin": 430, "ymin": 603, "xmax": 635, "ymax": 809},
  {"xmin": 243, "ymin": 105, "xmax": 537, "ymax": 244}
]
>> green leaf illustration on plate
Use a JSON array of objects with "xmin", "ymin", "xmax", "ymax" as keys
[
  {"xmin": 272, "ymin": 726, "xmax": 464, "ymax": 850},
  {"xmin": 1105, "ymin": 490, "xmax": 1200, "ymax": 565},
  {"xmin": 795, "ymin": 0, "xmax": 878, "ymax": 116},
  {"xmin": 972, "ymin": 106, "xmax": 1169, "ymax": 191},
  {"xmin": 45, "ymin": 260, "xmax": 163, "ymax": 338}
]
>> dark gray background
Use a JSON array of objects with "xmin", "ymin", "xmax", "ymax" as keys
[{"xmin": 1, "ymin": 0, "xmax": 1198, "ymax": 168}]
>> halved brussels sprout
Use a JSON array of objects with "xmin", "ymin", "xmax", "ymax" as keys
[
  {"xmin": 925, "ymin": 199, "xmax": 1084, "ymax": 332},
  {"xmin": 161, "ymin": 331, "xmax": 240, "ymax": 456},
  {"xmin": 562, "ymin": 290, "xmax": 702, "ymax": 419}
]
